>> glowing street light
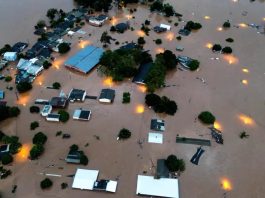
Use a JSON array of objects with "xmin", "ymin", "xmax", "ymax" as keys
[
  {"xmin": 136, "ymin": 30, "xmax": 145, "ymax": 37},
  {"xmin": 206, "ymin": 43, "xmax": 213, "ymax": 49},
  {"xmin": 204, "ymin": 16, "xmax": 211, "ymax": 20},
  {"xmin": 221, "ymin": 178, "xmax": 233, "ymax": 191},
  {"xmin": 242, "ymin": 68, "xmax": 249, "ymax": 73},
  {"xmin": 239, "ymin": 23, "xmax": 247, "ymax": 28},
  {"xmin": 217, "ymin": 27, "xmax": 223, "ymax": 31},
  {"xmin": 214, "ymin": 121, "xmax": 222, "ymax": 131},
  {"xmin": 135, "ymin": 105, "xmax": 145, "ymax": 114},
  {"xmin": 241, "ymin": 79, "xmax": 248, "ymax": 85},
  {"xmin": 239, "ymin": 114, "xmax": 255, "ymax": 125}
]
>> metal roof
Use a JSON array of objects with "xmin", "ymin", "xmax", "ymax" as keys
[{"xmin": 64, "ymin": 46, "xmax": 104, "ymax": 73}]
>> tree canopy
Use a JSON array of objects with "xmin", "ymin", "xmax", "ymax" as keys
[
  {"xmin": 198, "ymin": 111, "xmax": 216, "ymax": 124},
  {"xmin": 73, "ymin": 0, "xmax": 112, "ymax": 12},
  {"xmin": 58, "ymin": 43, "xmax": 70, "ymax": 54},
  {"xmin": 165, "ymin": 154, "xmax": 186, "ymax": 172}
]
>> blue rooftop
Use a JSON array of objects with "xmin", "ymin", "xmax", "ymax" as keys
[{"xmin": 64, "ymin": 46, "xmax": 104, "ymax": 73}]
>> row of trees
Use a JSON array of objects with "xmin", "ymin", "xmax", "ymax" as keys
[
  {"xmin": 99, "ymin": 48, "xmax": 152, "ymax": 81},
  {"xmin": 30, "ymin": 132, "xmax": 47, "ymax": 160},
  {"xmin": 0, "ymin": 105, "xmax": 20, "ymax": 122},
  {"xmin": 150, "ymin": 1, "xmax": 175, "ymax": 17},
  {"xmin": 212, "ymin": 44, "xmax": 233, "ymax": 54},
  {"xmin": 145, "ymin": 50, "xmax": 178, "ymax": 92},
  {"xmin": 145, "ymin": 93, "xmax": 178, "ymax": 115},
  {"xmin": 73, "ymin": 0, "xmax": 112, "ymax": 12}
]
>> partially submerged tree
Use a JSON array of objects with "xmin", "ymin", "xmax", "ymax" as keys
[
  {"xmin": 165, "ymin": 155, "xmax": 185, "ymax": 172},
  {"xmin": 58, "ymin": 43, "xmax": 70, "ymax": 54},
  {"xmin": 33, "ymin": 132, "xmax": 47, "ymax": 145},
  {"xmin": 40, "ymin": 178, "xmax": 53, "ymax": 189},
  {"xmin": 16, "ymin": 82, "xmax": 32, "ymax": 93},
  {"xmin": 198, "ymin": 111, "xmax": 216, "ymax": 124},
  {"xmin": 118, "ymin": 128, "xmax": 132, "ymax": 139}
]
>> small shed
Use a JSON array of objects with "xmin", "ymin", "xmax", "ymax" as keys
[
  {"xmin": 73, "ymin": 109, "xmax": 91, "ymax": 121},
  {"xmin": 50, "ymin": 97, "xmax": 68, "ymax": 108},
  {"xmin": 156, "ymin": 159, "xmax": 170, "ymax": 178},
  {"xmin": 40, "ymin": 105, "xmax": 52, "ymax": 117},
  {"xmin": 93, "ymin": 180, "xmax": 118, "ymax": 193},
  {"xmin": 65, "ymin": 150, "xmax": 82, "ymax": 164},
  {"xmin": 99, "ymin": 89, "xmax": 115, "ymax": 103},
  {"xmin": 68, "ymin": 89, "xmax": 86, "ymax": 102},
  {"xmin": 150, "ymin": 119, "xmax": 165, "ymax": 131},
  {"xmin": 148, "ymin": 133, "xmax": 163, "ymax": 144},
  {"xmin": 3, "ymin": 52, "xmax": 17, "ymax": 61},
  {"xmin": 160, "ymin": 24, "xmax": 171, "ymax": 30}
]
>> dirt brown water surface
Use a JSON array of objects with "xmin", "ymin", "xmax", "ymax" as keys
[{"xmin": 1, "ymin": 0, "xmax": 265, "ymax": 198}]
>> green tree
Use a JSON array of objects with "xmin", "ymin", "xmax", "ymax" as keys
[
  {"xmin": 137, "ymin": 37, "xmax": 146, "ymax": 45},
  {"xmin": 5, "ymin": 76, "xmax": 12, "ymax": 82},
  {"xmin": 122, "ymin": 92, "xmax": 131, "ymax": 103},
  {"xmin": 30, "ymin": 121, "xmax": 39, "ymax": 130},
  {"xmin": 198, "ymin": 111, "xmax": 216, "ymax": 124},
  {"xmin": 36, "ymin": 20, "xmax": 46, "ymax": 29},
  {"xmin": 58, "ymin": 43, "xmax": 70, "ymax": 54},
  {"xmin": 58, "ymin": 110, "xmax": 69, "ymax": 123},
  {"xmin": 80, "ymin": 154, "xmax": 89, "ymax": 165},
  {"xmin": 118, "ymin": 128, "xmax": 132, "ymax": 139},
  {"xmin": 223, "ymin": 21, "xmax": 231, "ymax": 28},
  {"xmin": 212, "ymin": 44, "xmax": 222, "ymax": 52},
  {"xmin": 52, "ymin": 82, "xmax": 61, "ymax": 89},
  {"xmin": 30, "ymin": 144, "xmax": 44, "ymax": 160},
  {"xmin": 188, "ymin": 60, "xmax": 200, "ymax": 71},
  {"xmin": 70, "ymin": 144, "xmax": 79, "ymax": 152},
  {"xmin": 150, "ymin": 0, "xmax": 163, "ymax": 12},
  {"xmin": 239, "ymin": 131, "xmax": 249, "ymax": 139},
  {"xmin": 43, "ymin": 61, "xmax": 52, "ymax": 69},
  {"xmin": 163, "ymin": 3, "xmax": 175, "ymax": 17},
  {"xmin": 1, "ymin": 153, "xmax": 13, "ymax": 165},
  {"xmin": 40, "ymin": 178, "xmax": 53, "ymax": 189},
  {"xmin": 145, "ymin": 93, "xmax": 161, "ymax": 107},
  {"xmin": 30, "ymin": 106, "xmax": 40, "ymax": 113},
  {"xmin": 46, "ymin": 8, "xmax": 58, "ymax": 20},
  {"xmin": 165, "ymin": 155, "xmax": 185, "ymax": 172},
  {"xmin": 8, "ymin": 107, "xmax": 20, "ymax": 117},
  {"xmin": 226, "ymin": 38, "xmax": 234, "ymax": 43},
  {"xmin": 33, "ymin": 132, "xmax": 47, "ymax": 145},
  {"xmin": 222, "ymin": 47, "xmax": 232, "ymax": 54},
  {"xmin": 16, "ymin": 82, "xmax": 32, "ymax": 93},
  {"xmin": 100, "ymin": 31, "xmax": 112, "ymax": 45},
  {"xmin": 155, "ymin": 39, "xmax": 162, "ymax": 45}
]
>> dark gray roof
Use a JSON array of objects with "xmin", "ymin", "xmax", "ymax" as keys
[
  {"xmin": 115, "ymin": 23, "xmax": 129, "ymax": 32},
  {"xmin": 99, "ymin": 89, "xmax": 115, "ymax": 101},
  {"xmin": 93, "ymin": 180, "xmax": 109, "ymax": 190},
  {"xmin": 68, "ymin": 89, "xmax": 86, "ymax": 101},
  {"xmin": 50, "ymin": 97, "xmax": 68, "ymax": 108},
  {"xmin": 79, "ymin": 110, "xmax": 91, "ymax": 120},
  {"xmin": 132, "ymin": 62, "xmax": 153, "ymax": 84},
  {"xmin": 65, "ymin": 150, "xmax": 81, "ymax": 163},
  {"xmin": 150, "ymin": 119, "xmax": 165, "ymax": 131},
  {"xmin": 156, "ymin": 159, "xmax": 170, "ymax": 178},
  {"xmin": 47, "ymin": 113, "xmax": 60, "ymax": 119},
  {"xmin": 154, "ymin": 26, "xmax": 167, "ymax": 33}
]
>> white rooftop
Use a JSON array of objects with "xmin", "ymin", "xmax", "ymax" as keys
[
  {"xmin": 148, "ymin": 132, "xmax": 163, "ymax": 144},
  {"xmin": 106, "ymin": 180, "xmax": 118, "ymax": 192},
  {"xmin": 72, "ymin": 169, "xmax": 99, "ymax": 190},
  {"xmin": 160, "ymin": 24, "xmax": 171, "ymax": 30},
  {"xmin": 136, "ymin": 175, "xmax": 179, "ymax": 198}
]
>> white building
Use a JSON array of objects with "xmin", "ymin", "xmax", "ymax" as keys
[
  {"xmin": 136, "ymin": 175, "xmax": 179, "ymax": 198},
  {"xmin": 3, "ymin": 52, "xmax": 17, "ymax": 61}
]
